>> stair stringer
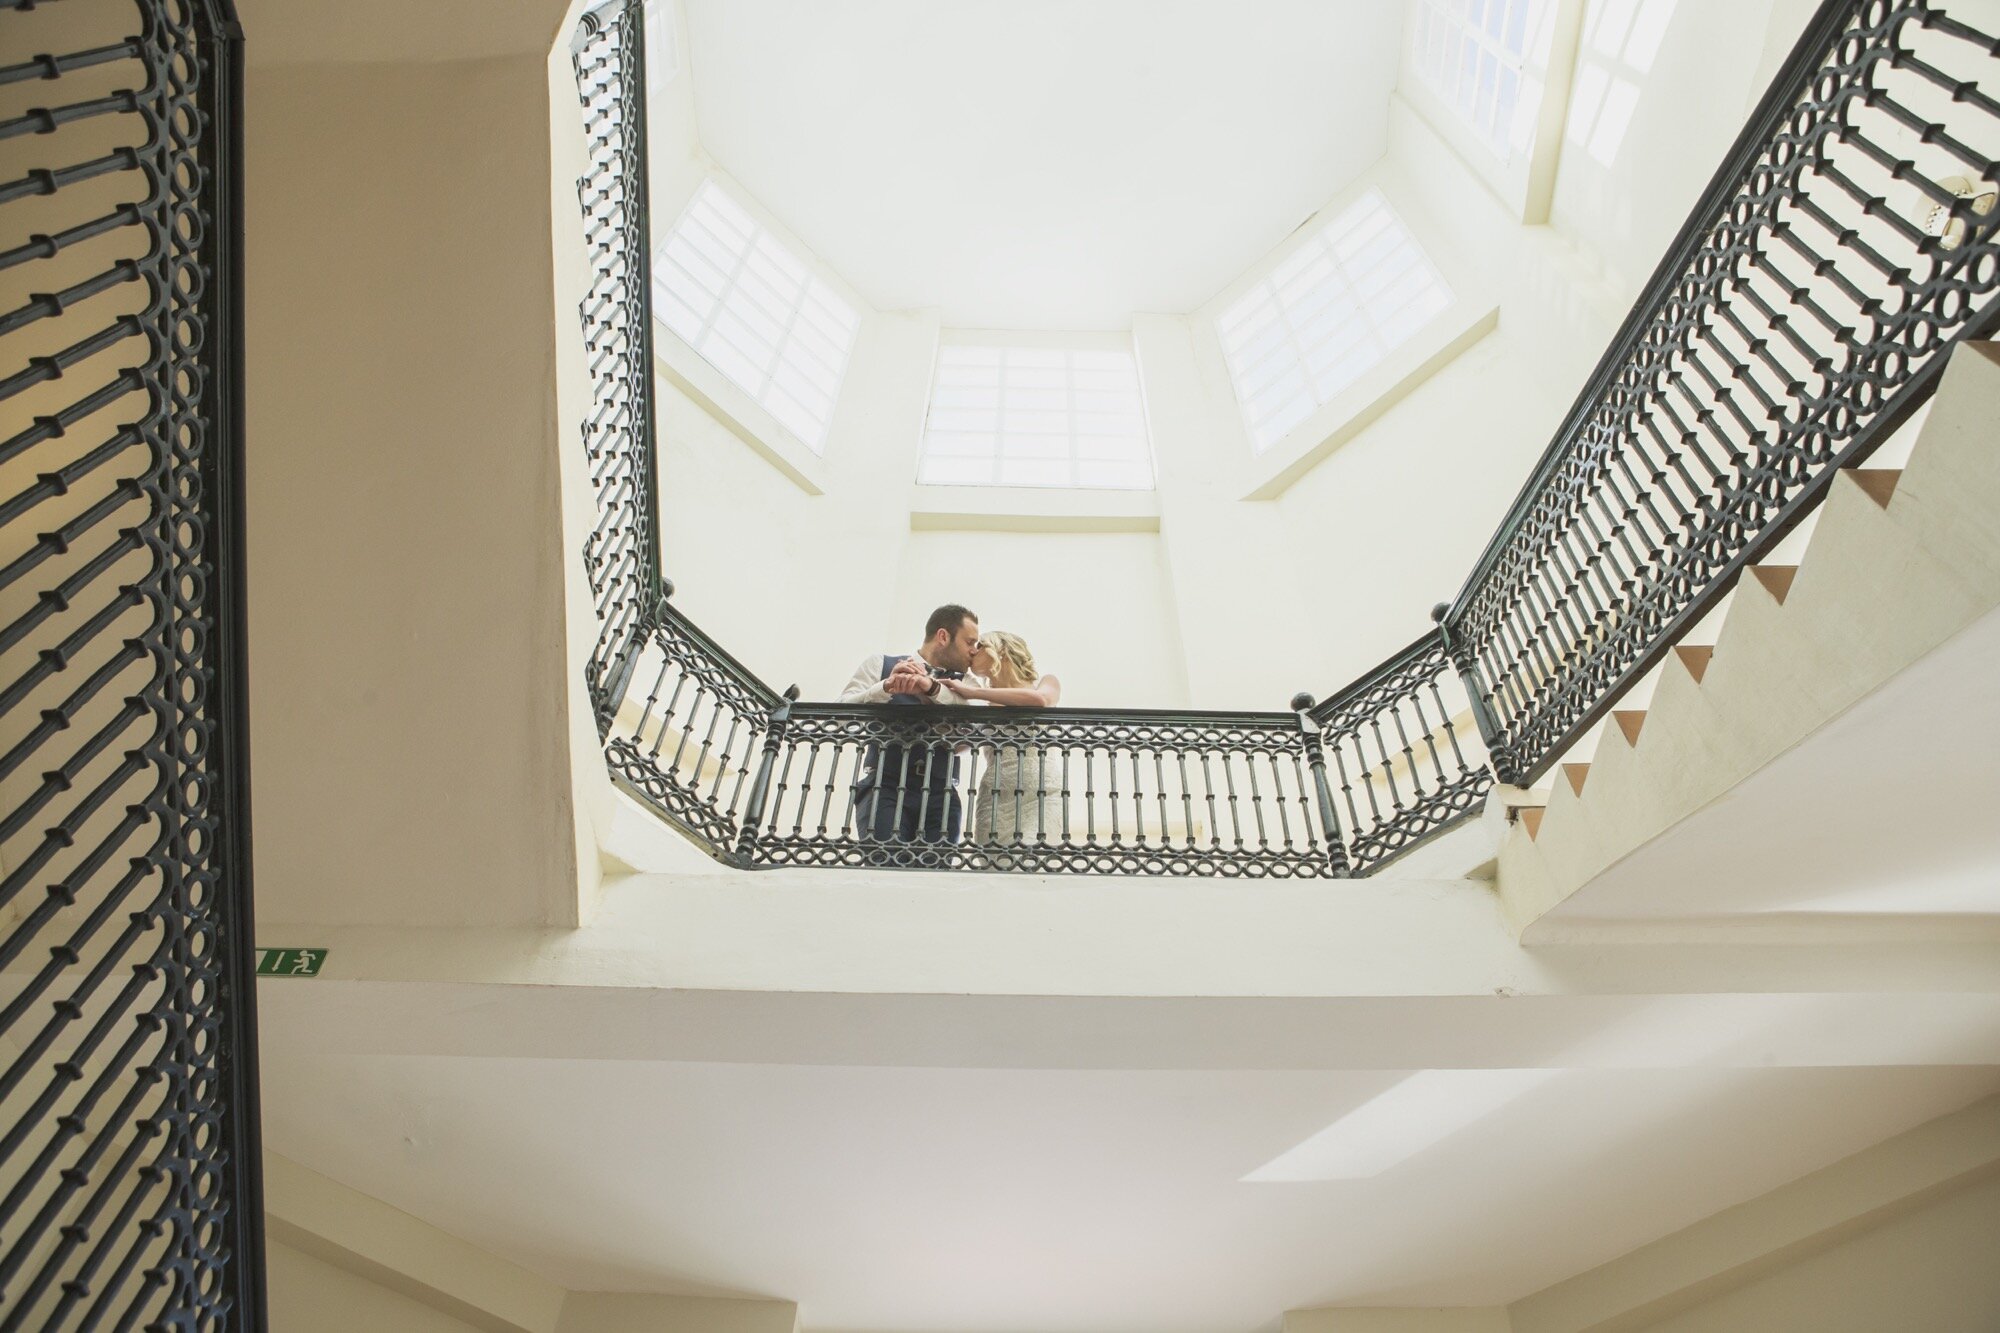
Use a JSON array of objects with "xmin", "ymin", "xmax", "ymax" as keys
[{"xmin": 1497, "ymin": 341, "xmax": 2000, "ymax": 937}]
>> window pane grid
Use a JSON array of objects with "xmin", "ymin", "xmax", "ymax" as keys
[
  {"xmin": 1413, "ymin": 0, "xmax": 1536, "ymax": 157},
  {"xmin": 1218, "ymin": 190, "xmax": 1453, "ymax": 453},
  {"xmin": 919, "ymin": 345, "xmax": 1156, "ymax": 490},
  {"xmin": 654, "ymin": 181, "xmax": 858, "ymax": 452}
]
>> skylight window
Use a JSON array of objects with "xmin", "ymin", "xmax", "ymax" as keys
[
  {"xmin": 1412, "ymin": 0, "xmax": 1537, "ymax": 157},
  {"xmin": 918, "ymin": 343, "xmax": 1154, "ymax": 490},
  {"xmin": 1218, "ymin": 190, "xmax": 1453, "ymax": 453},
  {"xmin": 655, "ymin": 181, "xmax": 858, "ymax": 452}
]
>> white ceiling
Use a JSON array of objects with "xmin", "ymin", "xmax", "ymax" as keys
[
  {"xmin": 1556, "ymin": 604, "xmax": 2000, "ymax": 922},
  {"xmin": 260, "ymin": 1052, "xmax": 2000, "ymax": 1330},
  {"xmin": 677, "ymin": 0, "xmax": 1403, "ymax": 328}
]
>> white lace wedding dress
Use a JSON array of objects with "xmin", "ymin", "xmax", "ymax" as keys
[{"xmin": 971, "ymin": 742, "xmax": 1063, "ymax": 848}]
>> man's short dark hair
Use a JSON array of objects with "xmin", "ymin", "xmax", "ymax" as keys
[{"xmin": 926, "ymin": 603, "xmax": 977, "ymax": 641}]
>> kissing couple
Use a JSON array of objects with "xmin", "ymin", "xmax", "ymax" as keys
[{"xmin": 838, "ymin": 603, "xmax": 1063, "ymax": 852}]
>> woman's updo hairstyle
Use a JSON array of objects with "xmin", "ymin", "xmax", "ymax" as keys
[{"xmin": 981, "ymin": 631, "xmax": 1037, "ymax": 687}]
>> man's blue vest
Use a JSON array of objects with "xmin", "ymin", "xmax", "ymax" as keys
[{"xmin": 858, "ymin": 654, "xmax": 961, "ymax": 795}]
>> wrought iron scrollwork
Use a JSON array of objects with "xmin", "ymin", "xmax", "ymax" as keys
[
  {"xmin": 571, "ymin": 0, "xmax": 663, "ymax": 729},
  {"xmin": 2, "ymin": 1, "xmax": 263, "ymax": 1328},
  {"xmin": 1311, "ymin": 635, "xmax": 1492, "ymax": 873},
  {"xmin": 1445, "ymin": 0, "xmax": 2000, "ymax": 783},
  {"xmin": 749, "ymin": 697, "xmax": 1338, "ymax": 878},
  {"xmin": 602, "ymin": 594, "xmax": 777, "ymax": 860}
]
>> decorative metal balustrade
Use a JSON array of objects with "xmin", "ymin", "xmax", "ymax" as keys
[
  {"xmin": 599, "ymin": 597, "xmax": 1489, "ymax": 877},
  {"xmin": 1, "ymin": 2, "xmax": 264, "ymax": 1331},
  {"xmin": 572, "ymin": 0, "xmax": 664, "ymax": 728},
  {"xmin": 1446, "ymin": 0, "xmax": 2000, "ymax": 783},
  {"xmin": 568, "ymin": 0, "xmax": 1997, "ymax": 878},
  {"xmin": 747, "ymin": 700, "xmax": 1337, "ymax": 877}
]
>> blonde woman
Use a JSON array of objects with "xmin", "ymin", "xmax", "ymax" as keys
[{"xmin": 940, "ymin": 632, "xmax": 1063, "ymax": 848}]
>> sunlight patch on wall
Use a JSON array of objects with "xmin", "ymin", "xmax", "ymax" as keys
[
  {"xmin": 644, "ymin": 0, "xmax": 679, "ymax": 92},
  {"xmin": 1243, "ymin": 1070, "xmax": 1559, "ymax": 1180},
  {"xmin": 1565, "ymin": 0, "xmax": 1679, "ymax": 168}
]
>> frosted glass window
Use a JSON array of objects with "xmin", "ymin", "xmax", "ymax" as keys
[
  {"xmin": 1412, "ymin": 0, "xmax": 1537, "ymax": 156},
  {"xmin": 919, "ymin": 345, "xmax": 1155, "ymax": 490},
  {"xmin": 655, "ymin": 181, "xmax": 858, "ymax": 452},
  {"xmin": 1218, "ymin": 190, "xmax": 1453, "ymax": 453}
]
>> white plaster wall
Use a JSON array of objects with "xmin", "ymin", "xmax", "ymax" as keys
[
  {"xmin": 1631, "ymin": 1173, "xmax": 2000, "ymax": 1332},
  {"xmin": 653, "ymin": 307, "xmax": 935, "ymax": 695},
  {"xmin": 247, "ymin": 53, "xmax": 580, "ymax": 928},
  {"xmin": 267, "ymin": 1241, "xmax": 488, "ymax": 1333}
]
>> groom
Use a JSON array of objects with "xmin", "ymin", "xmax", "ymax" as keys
[{"xmin": 839, "ymin": 604, "xmax": 985, "ymax": 847}]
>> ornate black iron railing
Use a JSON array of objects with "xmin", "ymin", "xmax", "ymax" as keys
[
  {"xmin": 750, "ymin": 699, "xmax": 1338, "ymax": 877},
  {"xmin": 572, "ymin": 0, "xmax": 663, "ymax": 729},
  {"xmin": 568, "ymin": 0, "xmax": 1997, "ymax": 878},
  {"xmin": 1306, "ymin": 626, "xmax": 1492, "ymax": 873},
  {"xmin": 1445, "ymin": 0, "xmax": 2000, "ymax": 783},
  {"xmin": 598, "ymin": 597, "xmax": 1493, "ymax": 876},
  {"xmin": 2, "ymin": 1, "xmax": 264, "ymax": 1330}
]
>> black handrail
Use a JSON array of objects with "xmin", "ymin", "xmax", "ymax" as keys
[
  {"xmin": 1444, "ymin": 0, "xmax": 2000, "ymax": 782},
  {"xmin": 572, "ymin": 0, "xmax": 664, "ymax": 728},
  {"xmin": 567, "ymin": 0, "xmax": 1998, "ymax": 877},
  {"xmin": 0, "ymin": 1, "xmax": 265, "ymax": 1327}
]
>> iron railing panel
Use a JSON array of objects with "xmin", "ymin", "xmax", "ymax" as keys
[
  {"xmin": 747, "ymin": 698, "xmax": 1338, "ymax": 878},
  {"xmin": 1, "ymin": 1, "xmax": 263, "ymax": 1329},
  {"xmin": 570, "ymin": 0, "xmax": 663, "ymax": 731},
  {"xmin": 1309, "ymin": 629, "xmax": 1493, "ymax": 874},
  {"xmin": 1445, "ymin": 0, "xmax": 2000, "ymax": 783},
  {"xmin": 602, "ymin": 594, "xmax": 778, "ymax": 862}
]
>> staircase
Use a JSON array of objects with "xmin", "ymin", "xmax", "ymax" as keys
[{"xmin": 1498, "ymin": 340, "xmax": 2000, "ymax": 936}]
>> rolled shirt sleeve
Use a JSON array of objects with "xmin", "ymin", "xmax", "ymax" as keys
[
  {"xmin": 839, "ymin": 655, "xmax": 893, "ymax": 705},
  {"xmin": 837, "ymin": 655, "xmax": 989, "ymax": 705}
]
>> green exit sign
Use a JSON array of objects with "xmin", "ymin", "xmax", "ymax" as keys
[{"xmin": 256, "ymin": 948, "xmax": 328, "ymax": 977}]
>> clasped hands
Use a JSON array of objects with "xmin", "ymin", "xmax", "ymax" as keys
[
  {"xmin": 884, "ymin": 658, "xmax": 979, "ymax": 699},
  {"xmin": 884, "ymin": 657, "xmax": 943, "ymax": 697}
]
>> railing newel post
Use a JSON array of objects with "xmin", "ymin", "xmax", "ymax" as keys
[
  {"xmin": 1432, "ymin": 602, "xmax": 1515, "ymax": 785},
  {"xmin": 1291, "ymin": 693, "xmax": 1352, "ymax": 876},
  {"xmin": 737, "ymin": 684, "xmax": 800, "ymax": 865}
]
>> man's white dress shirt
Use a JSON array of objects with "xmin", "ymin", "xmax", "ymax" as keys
[{"xmin": 839, "ymin": 655, "xmax": 987, "ymax": 705}]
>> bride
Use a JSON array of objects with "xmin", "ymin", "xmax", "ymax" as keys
[{"xmin": 939, "ymin": 631, "xmax": 1063, "ymax": 848}]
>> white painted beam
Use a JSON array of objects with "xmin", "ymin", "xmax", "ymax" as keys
[
  {"xmin": 265, "ymin": 1153, "xmax": 568, "ymax": 1333},
  {"xmin": 1509, "ymin": 1094, "xmax": 2000, "ymax": 1333}
]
